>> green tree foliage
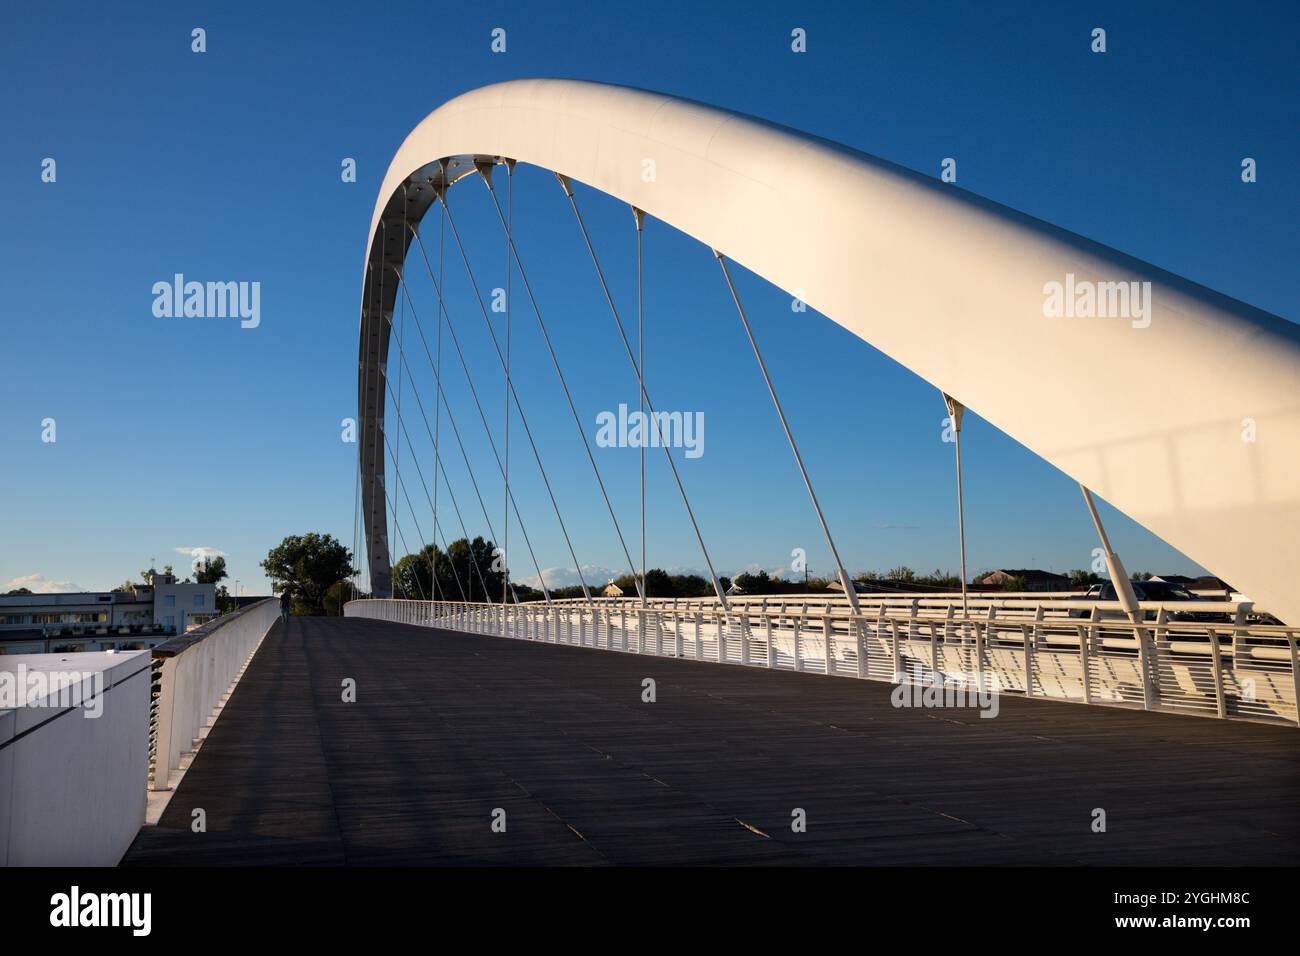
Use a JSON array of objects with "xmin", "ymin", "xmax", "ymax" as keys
[
  {"xmin": 391, "ymin": 537, "xmax": 505, "ymax": 603},
  {"xmin": 608, "ymin": 569, "xmax": 717, "ymax": 598},
  {"xmin": 322, "ymin": 580, "xmax": 366, "ymax": 616},
  {"xmin": 194, "ymin": 555, "xmax": 228, "ymax": 584},
  {"xmin": 851, "ymin": 568, "xmax": 965, "ymax": 593},
  {"xmin": 261, "ymin": 533, "xmax": 356, "ymax": 615}
]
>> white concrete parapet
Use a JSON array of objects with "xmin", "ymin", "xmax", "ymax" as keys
[
  {"xmin": 0, "ymin": 651, "xmax": 153, "ymax": 866},
  {"xmin": 149, "ymin": 598, "xmax": 278, "ymax": 793}
]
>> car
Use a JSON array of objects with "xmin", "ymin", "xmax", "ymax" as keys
[{"xmin": 1070, "ymin": 580, "xmax": 1230, "ymax": 622}]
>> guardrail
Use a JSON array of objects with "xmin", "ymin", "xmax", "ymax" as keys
[
  {"xmin": 148, "ymin": 598, "xmax": 278, "ymax": 791},
  {"xmin": 345, "ymin": 598, "xmax": 1299, "ymax": 727},
  {"xmin": 558, "ymin": 592, "xmax": 1259, "ymax": 624}
]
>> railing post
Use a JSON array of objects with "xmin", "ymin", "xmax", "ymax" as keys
[
  {"xmin": 1136, "ymin": 622, "xmax": 1156, "ymax": 711},
  {"xmin": 1022, "ymin": 623, "xmax": 1033, "ymax": 697},
  {"xmin": 855, "ymin": 613, "xmax": 866, "ymax": 679},
  {"xmin": 718, "ymin": 611, "xmax": 726, "ymax": 663},
  {"xmin": 674, "ymin": 611, "xmax": 683, "ymax": 658},
  {"xmin": 694, "ymin": 611, "xmax": 702, "ymax": 660},
  {"xmin": 765, "ymin": 613, "xmax": 774, "ymax": 668},
  {"xmin": 1208, "ymin": 627, "xmax": 1227, "ymax": 719},
  {"xmin": 890, "ymin": 618, "xmax": 901, "ymax": 679},
  {"xmin": 822, "ymin": 614, "xmax": 832, "ymax": 674},
  {"xmin": 1077, "ymin": 624, "xmax": 1093, "ymax": 704},
  {"xmin": 1289, "ymin": 631, "xmax": 1300, "ymax": 728},
  {"xmin": 929, "ymin": 621, "xmax": 940, "ymax": 681},
  {"xmin": 740, "ymin": 609, "xmax": 750, "ymax": 665}
]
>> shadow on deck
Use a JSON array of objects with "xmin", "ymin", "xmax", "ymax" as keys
[{"xmin": 122, "ymin": 616, "xmax": 1299, "ymax": 866}]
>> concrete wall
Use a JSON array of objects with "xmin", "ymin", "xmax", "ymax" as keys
[
  {"xmin": 151, "ymin": 599, "xmax": 278, "ymax": 791},
  {"xmin": 0, "ymin": 651, "xmax": 152, "ymax": 866}
]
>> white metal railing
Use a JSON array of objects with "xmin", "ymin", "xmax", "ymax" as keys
[
  {"xmin": 148, "ymin": 598, "xmax": 279, "ymax": 790},
  {"xmin": 345, "ymin": 597, "xmax": 1299, "ymax": 727},
  {"xmin": 550, "ymin": 591, "xmax": 1259, "ymax": 625}
]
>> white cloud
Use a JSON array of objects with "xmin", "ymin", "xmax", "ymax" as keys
[
  {"xmin": 173, "ymin": 546, "xmax": 226, "ymax": 573},
  {"xmin": 3, "ymin": 573, "xmax": 85, "ymax": 594},
  {"xmin": 174, "ymin": 546, "xmax": 225, "ymax": 560},
  {"xmin": 518, "ymin": 565, "xmax": 625, "ymax": 590},
  {"xmin": 724, "ymin": 562, "xmax": 804, "ymax": 581}
]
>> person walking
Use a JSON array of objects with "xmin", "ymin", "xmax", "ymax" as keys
[{"xmin": 279, "ymin": 589, "xmax": 292, "ymax": 623}]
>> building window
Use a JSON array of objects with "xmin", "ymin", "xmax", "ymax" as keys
[
  {"xmin": 164, "ymin": 595, "xmax": 175, "ymax": 607},
  {"xmin": 194, "ymin": 594, "xmax": 205, "ymax": 607},
  {"xmin": 164, "ymin": 616, "xmax": 175, "ymax": 629}
]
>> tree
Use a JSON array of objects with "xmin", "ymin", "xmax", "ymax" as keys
[
  {"xmin": 1068, "ymin": 569, "xmax": 1101, "ymax": 588},
  {"xmin": 733, "ymin": 570, "xmax": 772, "ymax": 594},
  {"xmin": 194, "ymin": 555, "xmax": 228, "ymax": 585},
  {"xmin": 323, "ymin": 580, "xmax": 365, "ymax": 616},
  {"xmin": 138, "ymin": 565, "xmax": 177, "ymax": 585},
  {"xmin": 4, "ymin": 587, "xmax": 33, "ymax": 595},
  {"xmin": 261, "ymin": 533, "xmax": 356, "ymax": 616},
  {"xmin": 392, "ymin": 537, "xmax": 507, "ymax": 603}
]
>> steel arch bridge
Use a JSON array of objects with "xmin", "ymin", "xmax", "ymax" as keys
[{"xmin": 356, "ymin": 78, "xmax": 1300, "ymax": 627}]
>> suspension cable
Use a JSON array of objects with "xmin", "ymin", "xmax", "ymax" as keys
[
  {"xmin": 377, "ymin": 351, "xmax": 472, "ymax": 606},
  {"xmin": 369, "ymin": 221, "xmax": 389, "ymax": 596},
  {"xmin": 413, "ymin": 206, "xmax": 590, "ymax": 601},
  {"xmin": 377, "ymin": 467, "xmax": 430, "ymax": 601},
  {"xmin": 558, "ymin": 179, "xmax": 727, "ymax": 607},
  {"xmin": 391, "ymin": 267, "xmax": 544, "ymax": 602},
  {"xmin": 433, "ymin": 191, "xmax": 593, "ymax": 600},
  {"xmin": 715, "ymin": 252, "xmax": 861, "ymax": 616},
  {"xmin": 502, "ymin": 161, "xmax": 513, "ymax": 604},
  {"xmin": 383, "ymin": 364, "xmax": 495, "ymax": 603},
  {"xmin": 635, "ymin": 206, "xmax": 646, "ymax": 605},
  {"xmin": 478, "ymin": 169, "xmax": 643, "ymax": 601},
  {"xmin": 352, "ymin": 264, "xmax": 365, "ymax": 602},
  {"xmin": 382, "ymin": 452, "xmax": 467, "ymax": 603},
  {"xmin": 385, "ymin": 269, "xmax": 518, "ymax": 603},
  {"xmin": 381, "ymin": 431, "xmax": 429, "ymax": 601},
  {"xmin": 393, "ymin": 188, "xmax": 409, "ymax": 583},
  {"xmin": 431, "ymin": 202, "xmax": 445, "ymax": 601}
]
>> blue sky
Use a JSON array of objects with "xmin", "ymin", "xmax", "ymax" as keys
[{"xmin": 1, "ymin": 0, "xmax": 1295, "ymax": 595}]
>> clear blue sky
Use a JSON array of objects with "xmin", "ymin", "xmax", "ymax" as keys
[{"xmin": 1, "ymin": 1, "xmax": 1295, "ymax": 595}]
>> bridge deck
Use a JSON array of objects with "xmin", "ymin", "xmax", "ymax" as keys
[{"xmin": 123, "ymin": 616, "xmax": 1298, "ymax": 866}]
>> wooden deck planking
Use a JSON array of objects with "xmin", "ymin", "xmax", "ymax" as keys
[{"xmin": 122, "ymin": 616, "xmax": 1299, "ymax": 866}]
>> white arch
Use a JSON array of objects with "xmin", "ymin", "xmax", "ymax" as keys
[{"xmin": 360, "ymin": 79, "xmax": 1300, "ymax": 622}]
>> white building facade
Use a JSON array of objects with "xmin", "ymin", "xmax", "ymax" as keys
[{"xmin": 0, "ymin": 574, "xmax": 218, "ymax": 654}]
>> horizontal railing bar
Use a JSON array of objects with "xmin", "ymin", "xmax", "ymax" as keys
[{"xmin": 342, "ymin": 598, "xmax": 1299, "ymax": 729}]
